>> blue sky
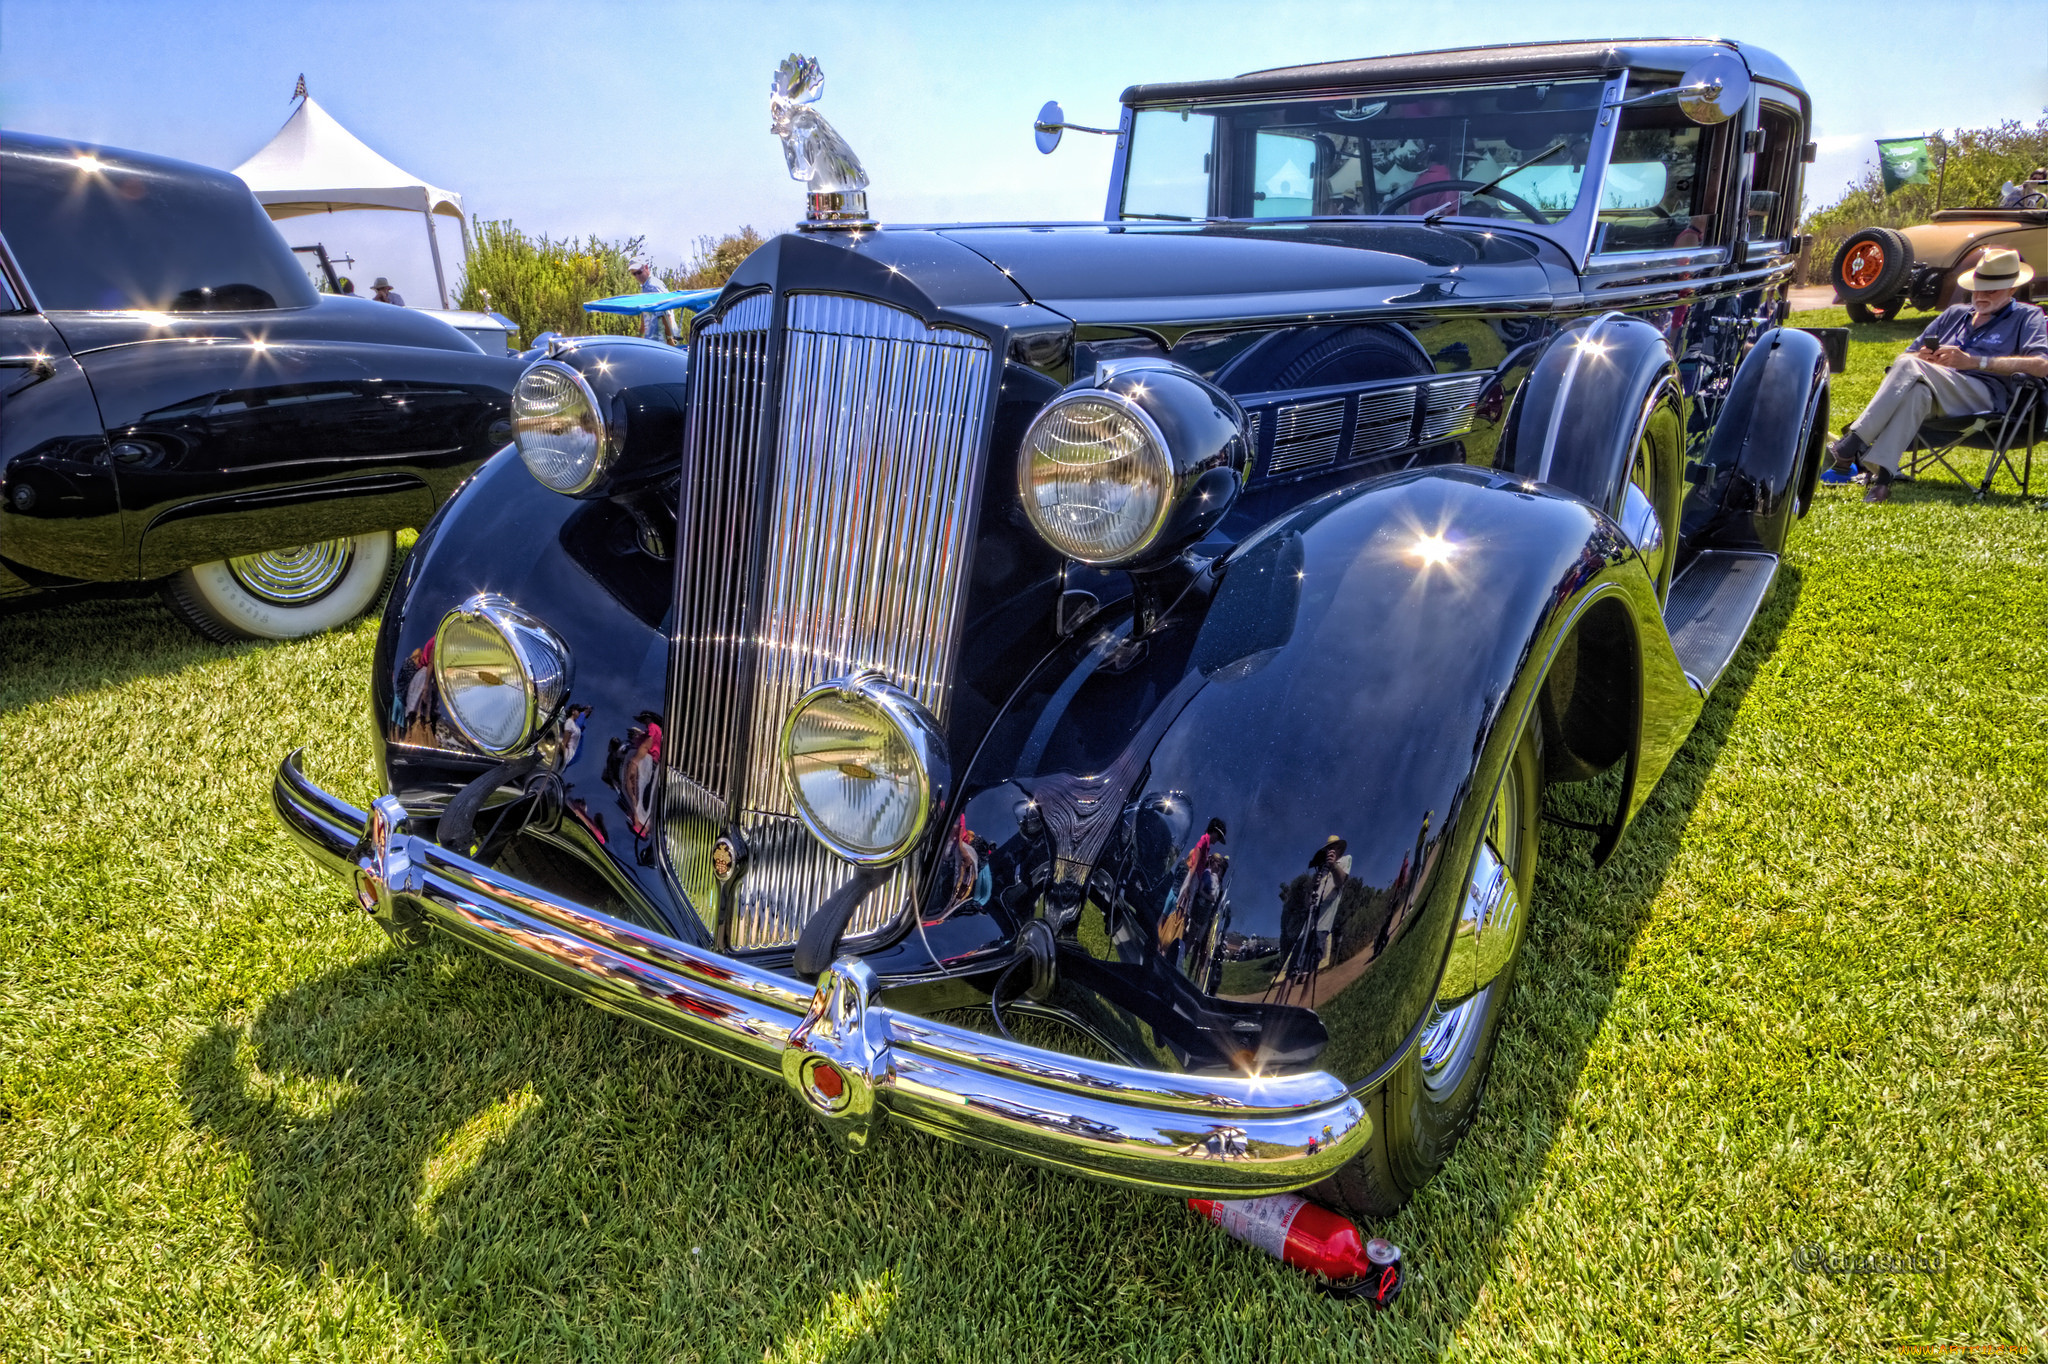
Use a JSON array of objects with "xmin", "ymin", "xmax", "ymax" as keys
[{"xmin": 5, "ymin": 0, "xmax": 2045, "ymax": 302}]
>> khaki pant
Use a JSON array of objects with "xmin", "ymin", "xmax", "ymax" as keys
[{"xmin": 1846, "ymin": 352, "xmax": 1996, "ymax": 475}]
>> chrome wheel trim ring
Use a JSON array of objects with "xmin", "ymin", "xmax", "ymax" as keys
[
  {"xmin": 225, "ymin": 538, "xmax": 357, "ymax": 606},
  {"xmin": 1417, "ymin": 744, "xmax": 1526, "ymax": 1099}
]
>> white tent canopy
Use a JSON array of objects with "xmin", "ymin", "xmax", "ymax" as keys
[{"xmin": 233, "ymin": 90, "xmax": 467, "ymax": 307}]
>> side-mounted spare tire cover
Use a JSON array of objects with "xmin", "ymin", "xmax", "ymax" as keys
[{"xmin": 1832, "ymin": 227, "xmax": 1913, "ymax": 304}]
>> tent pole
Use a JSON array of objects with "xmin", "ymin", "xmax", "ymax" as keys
[{"xmin": 424, "ymin": 205, "xmax": 450, "ymax": 309}]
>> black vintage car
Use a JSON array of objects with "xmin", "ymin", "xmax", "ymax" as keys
[
  {"xmin": 278, "ymin": 39, "xmax": 1830, "ymax": 1216},
  {"xmin": 1, "ymin": 132, "xmax": 520, "ymax": 639}
]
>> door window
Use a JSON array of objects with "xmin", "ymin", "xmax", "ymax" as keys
[
  {"xmin": 1592, "ymin": 85, "xmax": 1731, "ymax": 254},
  {"xmin": 1253, "ymin": 131, "xmax": 1317, "ymax": 217},
  {"xmin": 1748, "ymin": 103, "xmax": 1802, "ymax": 240}
]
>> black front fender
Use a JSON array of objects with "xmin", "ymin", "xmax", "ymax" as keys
[
  {"xmin": 948, "ymin": 464, "xmax": 1699, "ymax": 1087},
  {"xmin": 373, "ymin": 444, "xmax": 684, "ymax": 935}
]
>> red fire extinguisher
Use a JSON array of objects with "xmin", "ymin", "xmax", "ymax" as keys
[{"xmin": 1188, "ymin": 1195, "xmax": 1405, "ymax": 1307}]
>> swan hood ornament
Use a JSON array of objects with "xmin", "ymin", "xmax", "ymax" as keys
[{"xmin": 771, "ymin": 54, "xmax": 873, "ymax": 228}]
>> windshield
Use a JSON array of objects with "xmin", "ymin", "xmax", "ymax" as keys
[
  {"xmin": 1121, "ymin": 79, "xmax": 1608, "ymax": 225},
  {"xmin": 1, "ymin": 142, "xmax": 317, "ymax": 312}
]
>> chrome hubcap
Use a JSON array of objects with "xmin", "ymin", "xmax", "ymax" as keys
[
  {"xmin": 1418, "ymin": 749, "xmax": 1525, "ymax": 1097},
  {"xmin": 226, "ymin": 538, "xmax": 356, "ymax": 605}
]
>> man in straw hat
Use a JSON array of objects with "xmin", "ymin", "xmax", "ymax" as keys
[{"xmin": 1824, "ymin": 247, "xmax": 2047, "ymax": 502}]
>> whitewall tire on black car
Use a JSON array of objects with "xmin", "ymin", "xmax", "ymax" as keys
[{"xmin": 162, "ymin": 531, "xmax": 396, "ymax": 642}]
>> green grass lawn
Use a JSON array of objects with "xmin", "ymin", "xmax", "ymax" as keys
[{"xmin": 3, "ymin": 311, "xmax": 2044, "ymax": 1361}]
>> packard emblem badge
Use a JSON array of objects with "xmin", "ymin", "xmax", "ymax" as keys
[
  {"xmin": 712, "ymin": 831, "xmax": 747, "ymax": 884},
  {"xmin": 770, "ymin": 53, "xmax": 873, "ymax": 228}
]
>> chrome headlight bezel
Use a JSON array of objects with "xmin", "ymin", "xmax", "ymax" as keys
[
  {"xmin": 1017, "ymin": 386, "xmax": 1177, "ymax": 567},
  {"xmin": 778, "ymin": 670, "xmax": 950, "ymax": 868},
  {"xmin": 511, "ymin": 359, "xmax": 612, "ymax": 495},
  {"xmin": 1018, "ymin": 361, "xmax": 1249, "ymax": 570},
  {"xmin": 431, "ymin": 593, "xmax": 573, "ymax": 756}
]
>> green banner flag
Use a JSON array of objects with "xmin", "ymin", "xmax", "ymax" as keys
[{"xmin": 1876, "ymin": 137, "xmax": 1933, "ymax": 195}]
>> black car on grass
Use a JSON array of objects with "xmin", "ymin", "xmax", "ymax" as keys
[
  {"xmin": 1, "ymin": 132, "xmax": 519, "ymax": 639},
  {"xmin": 278, "ymin": 38, "xmax": 1829, "ymax": 1217}
]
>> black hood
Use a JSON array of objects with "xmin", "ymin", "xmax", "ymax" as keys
[{"xmin": 932, "ymin": 221, "xmax": 1572, "ymax": 329}]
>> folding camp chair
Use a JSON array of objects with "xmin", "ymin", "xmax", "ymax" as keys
[{"xmin": 1900, "ymin": 373, "xmax": 2044, "ymax": 500}]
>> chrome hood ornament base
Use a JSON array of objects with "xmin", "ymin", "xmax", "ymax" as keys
[{"xmin": 771, "ymin": 54, "xmax": 873, "ymax": 229}]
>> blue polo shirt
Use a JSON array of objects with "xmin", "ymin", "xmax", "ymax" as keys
[{"xmin": 1909, "ymin": 300, "xmax": 2048, "ymax": 412}]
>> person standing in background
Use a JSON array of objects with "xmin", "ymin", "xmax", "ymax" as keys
[
  {"xmin": 370, "ymin": 277, "xmax": 405, "ymax": 306},
  {"xmin": 630, "ymin": 260, "xmax": 679, "ymax": 344}
]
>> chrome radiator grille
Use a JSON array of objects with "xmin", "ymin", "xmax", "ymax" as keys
[
  {"xmin": 666, "ymin": 291, "xmax": 994, "ymax": 950},
  {"xmin": 670, "ymin": 290, "xmax": 774, "ymax": 798}
]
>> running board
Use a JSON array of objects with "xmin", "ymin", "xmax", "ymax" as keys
[{"xmin": 1663, "ymin": 550, "xmax": 1778, "ymax": 693}]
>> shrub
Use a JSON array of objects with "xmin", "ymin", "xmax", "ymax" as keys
[
  {"xmin": 454, "ymin": 222, "xmax": 765, "ymax": 347},
  {"xmin": 668, "ymin": 228, "xmax": 767, "ymax": 290},
  {"xmin": 1800, "ymin": 115, "xmax": 2048, "ymax": 284}
]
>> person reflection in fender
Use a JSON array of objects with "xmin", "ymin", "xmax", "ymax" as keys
[
  {"xmin": 1273, "ymin": 836, "xmax": 1350, "ymax": 1007},
  {"xmin": 392, "ymin": 636, "xmax": 438, "ymax": 746},
  {"xmin": 1160, "ymin": 819, "xmax": 1230, "ymax": 988},
  {"xmin": 602, "ymin": 711, "xmax": 664, "ymax": 855}
]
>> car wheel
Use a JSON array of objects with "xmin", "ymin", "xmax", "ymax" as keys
[
  {"xmin": 1833, "ymin": 228, "xmax": 1912, "ymax": 310},
  {"xmin": 1312, "ymin": 716, "xmax": 1542, "ymax": 1218},
  {"xmin": 162, "ymin": 531, "xmax": 397, "ymax": 642}
]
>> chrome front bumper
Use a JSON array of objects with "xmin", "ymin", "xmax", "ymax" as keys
[{"xmin": 274, "ymin": 752, "xmax": 1371, "ymax": 1196}]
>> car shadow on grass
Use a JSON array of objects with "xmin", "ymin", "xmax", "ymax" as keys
[
  {"xmin": 177, "ymin": 568, "xmax": 1804, "ymax": 1361},
  {"xmin": 0, "ymin": 594, "xmax": 256, "ymax": 711},
  {"xmin": 179, "ymin": 943, "xmax": 922, "ymax": 1360}
]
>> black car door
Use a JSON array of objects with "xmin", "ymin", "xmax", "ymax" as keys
[
  {"xmin": 66, "ymin": 324, "xmax": 473, "ymax": 576},
  {"xmin": 0, "ymin": 271, "xmax": 121, "ymax": 591}
]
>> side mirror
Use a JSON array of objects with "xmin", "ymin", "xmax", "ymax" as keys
[
  {"xmin": 1033, "ymin": 99, "xmax": 1120, "ymax": 155},
  {"xmin": 1035, "ymin": 100, "xmax": 1066, "ymax": 155},
  {"xmin": 1674, "ymin": 51, "xmax": 1751, "ymax": 126},
  {"xmin": 1603, "ymin": 50, "xmax": 1752, "ymax": 126}
]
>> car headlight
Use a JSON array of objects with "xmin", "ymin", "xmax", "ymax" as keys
[
  {"xmin": 780, "ymin": 671, "xmax": 950, "ymax": 866},
  {"xmin": 1018, "ymin": 362, "xmax": 1248, "ymax": 568},
  {"xmin": 511, "ymin": 360, "xmax": 611, "ymax": 494},
  {"xmin": 1018, "ymin": 388, "xmax": 1173, "ymax": 564},
  {"xmin": 433, "ymin": 594, "xmax": 572, "ymax": 755}
]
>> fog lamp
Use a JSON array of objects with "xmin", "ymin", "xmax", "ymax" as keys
[
  {"xmin": 779, "ymin": 671, "xmax": 949, "ymax": 866},
  {"xmin": 432, "ymin": 593, "xmax": 572, "ymax": 755}
]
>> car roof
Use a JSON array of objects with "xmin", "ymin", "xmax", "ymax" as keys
[
  {"xmin": 0, "ymin": 129, "xmax": 246, "ymax": 193},
  {"xmin": 1120, "ymin": 37, "xmax": 1806, "ymax": 108}
]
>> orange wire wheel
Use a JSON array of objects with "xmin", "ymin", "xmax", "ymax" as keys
[{"xmin": 1841, "ymin": 241, "xmax": 1886, "ymax": 292}]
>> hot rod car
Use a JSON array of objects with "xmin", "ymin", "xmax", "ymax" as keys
[
  {"xmin": 277, "ymin": 39, "xmax": 1828, "ymax": 1217},
  {"xmin": 1829, "ymin": 188, "xmax": 2046, "ymax": 324},
  {"xmin": 1, "ymin": 133, "xmax": 520, "ymax": 639}
]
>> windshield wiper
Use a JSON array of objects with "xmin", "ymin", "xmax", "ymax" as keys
[
  {"xmin": 1422, "ymin": 140, "xmax": 1569, "ymax": 227},
  {"xmin": 1122, "ymin": 212, "xmax": 1195, "ymax": 221}
]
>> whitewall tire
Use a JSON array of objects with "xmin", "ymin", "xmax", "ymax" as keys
[{"xmin": 162, "ymin": 531, "xmax": 396, "ymax": 642}]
